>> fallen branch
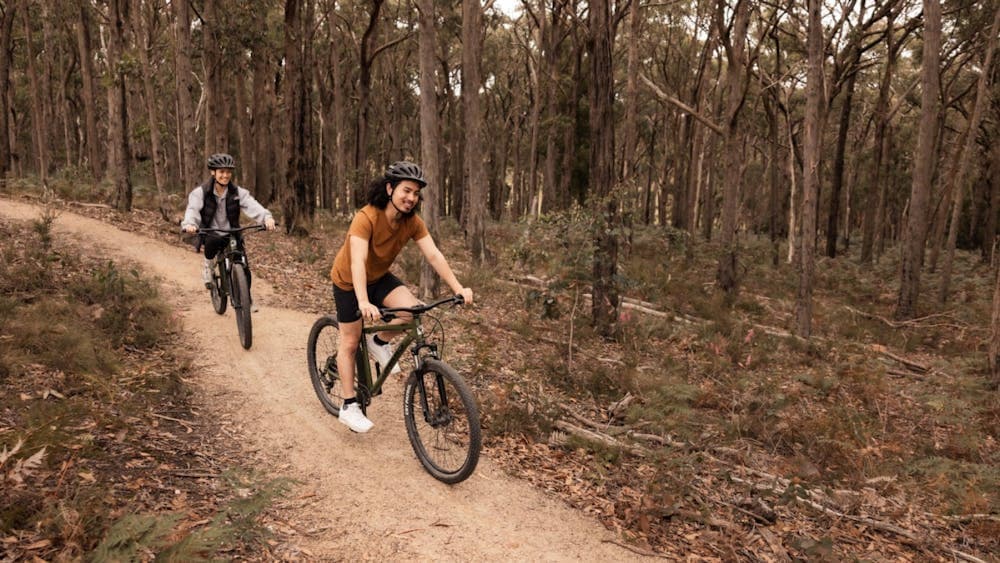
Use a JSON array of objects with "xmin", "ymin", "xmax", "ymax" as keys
[{"xmin": 553, "ymin": 419, "xmax": 647, "ymax": 456}]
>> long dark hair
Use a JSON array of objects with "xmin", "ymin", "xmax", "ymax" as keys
[{"xmin": 365, "ymin": 176, "xmax": 421, "ymax": 213}]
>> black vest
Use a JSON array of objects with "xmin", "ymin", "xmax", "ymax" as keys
[{"xmin": 199, "ymin": 180, "xmax": 242, "ymax": 229}]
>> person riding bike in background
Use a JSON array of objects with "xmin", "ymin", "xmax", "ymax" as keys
[
  {"xmin": 330, "ymin": 160, "xmax": 473, "ymax": 433},
  {"xmin": 181, "ymin": 153, "xmax": 276, "ymax": 311}
]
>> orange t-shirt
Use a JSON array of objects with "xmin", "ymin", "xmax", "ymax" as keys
[{"xmin": 330, "ymin": 205, "xmax": 430, "ymax": 290}]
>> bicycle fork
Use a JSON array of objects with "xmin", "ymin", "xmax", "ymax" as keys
[{"xmin": 414, "ymin": 370, "xmax": 453, "ymax": 428}]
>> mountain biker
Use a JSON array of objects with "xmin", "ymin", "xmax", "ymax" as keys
[
  {"xmin": 180, "ymin": 153, "xmax": 275, "ymax": 311},
  {"xmin": 330, "ymin": 160, "xmax": 474, "ymax": 433}
]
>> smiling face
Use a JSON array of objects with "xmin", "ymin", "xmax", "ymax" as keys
[
  {"xmin": 388, "ymin": 180, "xmax": 422, "ymax": 214},
  {"xmin": 211, "ymin": 168, "xmax": 233, "ymax": 186}
]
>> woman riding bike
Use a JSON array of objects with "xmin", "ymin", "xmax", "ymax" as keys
[
  {"xmin": 329, "ymin": 160, "xmax": 473, "ymax": 433},
  {"xmin": 180, "ymin": 153, "xmax": 276, "ymax": 311}
]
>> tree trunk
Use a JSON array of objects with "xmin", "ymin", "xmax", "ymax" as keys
[
  {"xmin": 21, "ymin": 0, "xmax": 48, "ymax": 184},
  {"xmin": 172, "ymin": 0, "xmax": 198, "ymax": 192},
  {"xmin": 589, "ymin": 0, "xmax": 618, "ymax": 338},
  {"xmin": 283, "ymin": 0, "xmax": 316, "ymax": 234},
  {"xmin": 355, "ymin": 0, "xmax": 385, "ymax": 202},
  {"xmin": 41, "ymin": 4, "xmax": 71, "ymax": 169},
  {"xmin": 991, "ymin": 257, "xmax": 1000, "ymax": 383},
  {"xmin": 826, "ymin": 65, "xmax": 857, "ymax": 258},
  {"xmin": 620, "ymin": 1, "xmax": 640, "ymax": 183},
  {"xmin": 202, "ymin": 0, "xmax": 226, "ymax": 154},
  {"xmin": 0, "ymin": 5, "xmax": 15, "ymax": 179},
  {"xmin": 861, "ymin": 11, "xmax": 896, "ymax": 265},
  {"xmin": 796, "ymin": 0, "xmax": 825, "ymax": 338},
  {"xmin": 938, "ymin": 3, "xmax": 1000, "ymax": 304},
  {"xmin": 418, "ymin": 0, "xmax": 441, "ymax": 298},
  {"xmin": 105, "ymin": 0, "xmax": 132, "ymax": 211},
  {"xmin": 716, "ymin": 0, "xmax": 750, "ymax": 295},
  {"xmin": 251, "ymin": 50, "xmax": 277, "ymax": 206},
  {"xmin": 131, "ymin": 2, "xmax": 169, "ymax": 221},
  {"xmin": 462, "ymin": 0, "xmax": 488, "ymax": 263},
  {"xmin": 895, "ymin": 0, "xmax": 941, "ymax": 319}
]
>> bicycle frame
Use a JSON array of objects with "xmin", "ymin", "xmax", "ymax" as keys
[
  {"xmin": 353, "ymin": 295, "xmax": 462, "ymax": 402},
  {"xmin": 356, "ymin": 317, "xmax": 434, "ymax": 399}
]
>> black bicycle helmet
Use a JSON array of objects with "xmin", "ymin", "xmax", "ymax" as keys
[
  {"xmin": 207, "ymin": 153, "xmax": 236, "ymax": 170},
  {"xmin": 385, "ymin": 161, "xmax": 427, "ymax": 187}
]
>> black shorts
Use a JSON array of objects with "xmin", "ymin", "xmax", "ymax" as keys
[{"xmin": 332, "ymin": 273, "xmax": 405, "ymax": 323}]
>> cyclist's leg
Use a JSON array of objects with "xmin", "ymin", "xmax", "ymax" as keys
[
  {"xmin": 202, "ymin": 235, "xmax": 227, "ymax": 286},
  {"xmin": 337, "ymin": 319, "xmax": 362, "ymax": 398},
  {"xmin": 333, "ymin": 286, "xmax": 363, "ymax": 399},
  {"xmin": 369, "ymin": 274, "xmax": 417, "ymax": 342}
]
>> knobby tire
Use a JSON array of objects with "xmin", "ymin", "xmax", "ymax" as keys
[
  {"xmin": 403, "ymin": 359, "xmax": 481, "ymax": 484},
  {"xmin": 232, "ymin": 264, "xmax": 252, "ymax": 349},
  {"xmin": 210, "ymin": 263, "xmax": 226, "ymax": 315}
]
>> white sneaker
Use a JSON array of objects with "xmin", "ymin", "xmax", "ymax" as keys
[
  {"xmin": 366, "ymin": 334, "xmax": 401, "ymax": 375},
  {"xmin": 338, "ymin": 403, "xmax": 373, "ymax": 433},
  {"xmin": 201, "ymin": 259, "xmax": 213, "ymax": 289},
  {"xmin": 250, "ymin": 299, "xmax": 259, "ymax": 313}
]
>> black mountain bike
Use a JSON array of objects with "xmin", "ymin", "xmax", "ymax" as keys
[
  {"xmin": 197, "ymin": 225, "xmax": 264, "ymax": 350},
  {"xmin": 306, "ymin": 295, "xmax": 481, "ymax": 484}
]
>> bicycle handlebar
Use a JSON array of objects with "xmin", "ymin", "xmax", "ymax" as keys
[
  {"xmin": 377, "ymin": 294, "xmax": 464, "ymax": 321},
  {"xmin": 195, "ymin": 224, "xmax": 267, "ymax": 235}
]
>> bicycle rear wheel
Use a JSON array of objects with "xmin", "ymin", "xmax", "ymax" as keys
[
  {"xmin": 231, "ymin": 264, "xmax": 252, "ymax": 349},
  {"xmin": 403, "ymin": 359, "xmax": 481, "ymax": 484},
  {"xmin": 210, "ymin": 263, "xmax": 226, "ymax": 315},
  {"xmin": 307, "ymin": 316, "xmax": 366, "ymax": 416}
]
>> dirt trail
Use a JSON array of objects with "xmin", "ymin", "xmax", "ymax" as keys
[{"xmin": 2, "ymin": 199, "xmax": 648, "ymax": 561}]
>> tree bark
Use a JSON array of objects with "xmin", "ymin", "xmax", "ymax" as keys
[
  {"xmin": 0, "ymin": 5, "xmax": 15, "ymax": 179},
  {"xmin": 21, "ymin": 0, "xmax": 48, "ymax": 184},
  {"xmin": 716, "ymin": 0, "xmax": 750, "ymax": 295},
  {"xmin": 105, "ymin": 0, "xmax": 132, "ymax": 211},
  {"xmin": 462, "ymin": 0, "xmax": 489, "ymax": 264},
  {"xmin": 418, "ymin": 0, "xmax": 441, "ymax": 298},
  {"xmin": 861, "ymin": 11, "xmax": 896, "ymax": 264},
  {"xmin": 283, "ymin": 0, "xmax": 316, "ymax": 234},
  {"xmin": 895, "ymin": 0, "xmax": 941, "ymax": 319},
  {"xmin": 172, "ymin": 0, "xmax": 198, "ymax": 192},
  {"xmin": 937, "ymin": 3, "xmax": 1000, "ymax": 304},
  {"xmin": 202, "ymin": 0, "xmax": 226, "ymax": 154},
  {"xmin": 589, "ymin": 0, "xmax": 618, "ymax": 338},
  {"xmin": 131, "ymin": 1, "xmax": 169, "ymax": 220},
  {"xmin": 354, "ymin": 0, "xmax": 385, "ymax": 202},
  {"xmin": 826, "ymin": 65, "xmax": 857, "ymax": 258},
  {"xmin": 991, "ymin": 253, "xmax": 1000, "ymax": 382},
  {"xmin": 796, "ymin": 0, "xmax": 825, "ymax": 338}
]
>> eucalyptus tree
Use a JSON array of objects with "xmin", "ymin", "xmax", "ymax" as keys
[
  {"xmin": 105, "ymin": 0, "xmax": 133, "ymax": 211},
  {"xmin": 896, "ymin": 0, "xmax": 941, "ymax": 319},
  {"xmin": 462, "ymin": 0, "xmax": 489, "ymax": 263},
  {"xmin": 590, "ymin": 0, "xmax": 619, "ymax": 337},
  {"xmin": 0, "ymin": 4, "xmax": 13, "ymax": 178},
  {"xmin": 417, "ymin": 0, "xmax": 442, "ymax": 298}
]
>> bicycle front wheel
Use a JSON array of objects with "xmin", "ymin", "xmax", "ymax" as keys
[
  {"xmin": 307, "ymin": 316, "xmax": 356, "ymax": 416},
  {"xmin": 210, "ymin": 264, "xmax": 226, "ymax": 315},
  {"xmin": 231, "ymin": 264, "xmax": 252, "ymax": 349},
  {"xmin": 403, "ymin": 359, "xmax": 481, "ymax": 484}
]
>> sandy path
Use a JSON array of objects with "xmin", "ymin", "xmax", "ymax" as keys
[{"xmin": 1, "ymin": 199, "xmax": 648, "ymax": 561}]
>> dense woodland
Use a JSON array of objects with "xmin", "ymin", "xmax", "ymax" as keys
[{"xmin": 0, "ymin": 0, "xmax": 999, "ymax": 366}]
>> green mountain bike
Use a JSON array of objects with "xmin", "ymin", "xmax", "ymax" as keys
[
  {"xmin": 197, "ymin": 225, "xmax": 263, "ymax": 350},
  {"xmin": 306, "ymin": 295, "xmax": 481, "ymax": 484}
]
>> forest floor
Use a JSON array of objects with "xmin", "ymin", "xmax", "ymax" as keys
[{"xmin": 1, "ymin": 189, "xmax": 998, "ymax": 561}]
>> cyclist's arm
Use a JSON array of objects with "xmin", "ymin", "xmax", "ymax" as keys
[
  {"xmin": 180, "ymin": 188, "xmax": 204, "ymax": 232},
  {"xmin": 415, "ymin": 235, "xmax": 473, "ymax": 305},
  {"xmin": 349, "ymin": 234, "xmax": 379, "ymax": 320},
  {"xmin": 236, "ymin": 187, "xmax": 275, "ymax": 229}
]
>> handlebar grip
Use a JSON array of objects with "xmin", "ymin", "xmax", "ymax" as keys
[{"xmin": 454, "ymin": 294, "xmax": 465, "ymax": 305}]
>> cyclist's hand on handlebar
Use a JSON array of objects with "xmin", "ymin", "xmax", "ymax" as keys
[
  {"xmin": 359, "ymin": 301, "xmax": 380, "ymax": 323},
  {"xmin": 264, "ymin": 217, "xmax": 276, "ymax": 231},
  {"xmin": 181, "ymin": 224, "xmax": 197, "ymax": 234},
  {"xmin": 456, "ymin": 287, "xmax": 473, "ymax": 306}
]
